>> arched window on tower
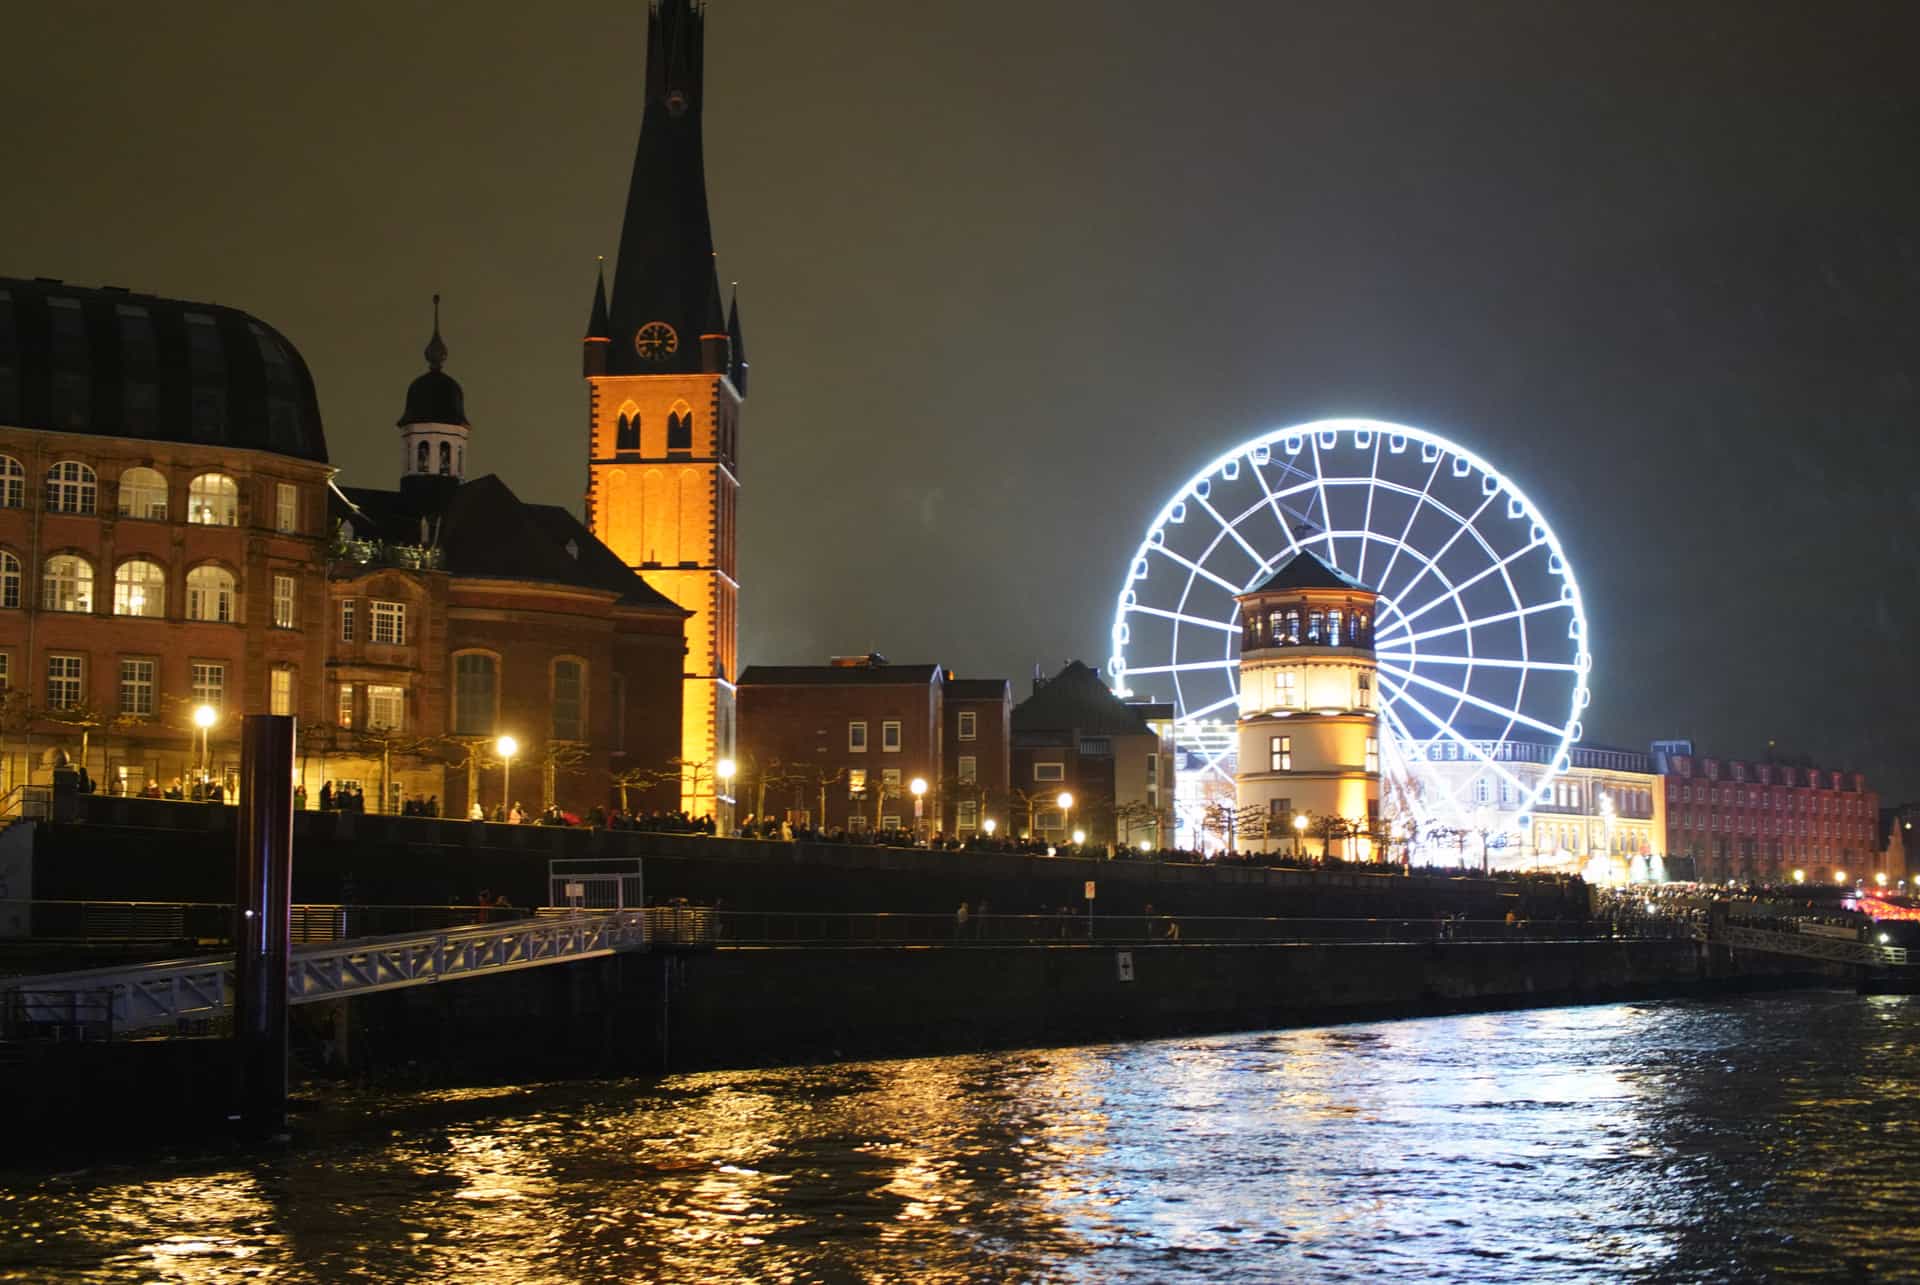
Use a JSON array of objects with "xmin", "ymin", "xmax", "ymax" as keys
[
  {"xmin": 1327, "ymin": 608, "xmax": 1343, "ymax": 645},
  {"xmin": 416, "ymin": 441, "xmax": 429, "ymax": 473},
  {"xmin": 1284, "ymin": 610, "xmax": 1299, "ymax": 643},
  {"xmin": 438, "ymin": 441, "xmax": 451, "ymax": 475},
  {"xmin": 667, "ymin": 403, "xmax": 693, "ymax": 453},
  {"xmin": 1307, "ymin": 610, "xmax": 1324, "ymax": 643},
  {"xmin": 616, "ymin": 411, "xmax": 640, "ymax": 453}
]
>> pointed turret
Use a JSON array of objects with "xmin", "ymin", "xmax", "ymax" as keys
[
  {"xmin": 726, "ymin": 285, "xmax": 748, "ymax": 396},
  {"xmin": 583, "ymin": 260, "xmax": 611, "ymax": 376},
  {"xmin": 606, "ymin": 0, "xmax": 727, "ymax": 377}
]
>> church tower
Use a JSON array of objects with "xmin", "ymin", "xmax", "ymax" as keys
[
  {"xmin": 584, "ymin": 0, "xmax": 746, "ymax": 815},
  {"xmin": 1233, "ymin": 551, "xmax": 1382, "ymax": 858}
]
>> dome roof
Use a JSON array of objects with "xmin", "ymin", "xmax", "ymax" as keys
[
  {"xmin": 0, "ymin": 275, "xmax": 327, "ymax": 462},
  {"xmin": 398, "ymin": 369, "xmax": 468, "ymax": 428},
  {"xmin": 397, "ymin": 295, "xmax": 470, "ymax": 427}
]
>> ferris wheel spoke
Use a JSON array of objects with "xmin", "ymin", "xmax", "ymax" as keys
[
  {"xmin": 1249, "ymin": 457, "xmax": 1315, "ymax": 546},
  {"xmin": 1178, "ymin": 692, "xmax": 1241, "ymax": 723},
  {"xmin": 1149, "ymin": 542, "xmax": 1244, "ymax": 596},
  {"xmin": 1375, "ymin": 660, "xmax": 1568, "ymax": 738},
  {"xmin": 1379, "ymin": 487, "xmax": 1501, "ymax": 615},
  {"xmin": 1374, "ymin": 676, "xmax": 1534, "ymax": 798},
  {"xmin": 1378, "ymin": 599, "xmax": 1571, "ymax": 649},
  {"xmin": 1354, "ymin": 434, "xmax": 1384, "ymax": 586},
  {"xmin": 1307, "ymin": 433, "xmax": 1336, "ymax": 560},
  {"xmin": 1125, "ymin": 602, "xmax": 1241, "ymax": 633},
  {"xmin": 1195, "ymin": 493, "xmax": 1270, "ymax": 570},
  {"xmin": 1125, "ymin": 658, "xmax": 1239, "ymax": 677},
  {"xmin": 1371, "ymin": 652, "xmax": 1580, "ymax": 673},
  {"xmin": 1375, "ymin": 533, "xmax": 1545, "ymax": 641},
  {"xmin": 1368, "ymin": 451, "xmax": 1446, "ymax": 595}
]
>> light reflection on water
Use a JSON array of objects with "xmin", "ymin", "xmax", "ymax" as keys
[{"xmin": 4, "ymin": 990, "xmax": 1920, "ymax": 1283}]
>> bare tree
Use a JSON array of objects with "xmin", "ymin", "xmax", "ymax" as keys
[{"xmin": 351, "ymin": 725, "xmax": 440, "ymax": 814}]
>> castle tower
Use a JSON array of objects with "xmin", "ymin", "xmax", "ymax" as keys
[
  {"xmin": 584, "ymin": 0, "xmax": 745, "ymax": 814},
  {"xmin": 398, "ymin": 295, "xmax": 471, "ymax": 488},
  {"xmin": 1233, "ymin": 551, "xmax": 1382, "ymax": 857}
]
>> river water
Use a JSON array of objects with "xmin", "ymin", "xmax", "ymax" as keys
[{"xmin": 4, "ymin": 989, "xmax": 1918, "ymax": 1283}]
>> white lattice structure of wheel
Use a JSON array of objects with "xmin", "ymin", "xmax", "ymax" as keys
[{"xmin": 1108, "ymin": 418, "xmax": 1591, "ymax": 848}]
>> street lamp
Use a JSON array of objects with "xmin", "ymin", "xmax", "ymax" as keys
[
  {"xmin": 495, "ymin": 734, "xmax": 518, "ymax": 818},
  {"xmin": 982, "ymin": 816, "xmax": 997, "ymax": 838},
  {"xmin": 192, "ymin": 704, "xmax": 217, "ymax": 780},
  {"xmin": 910, "ymin": 776, "xmax": 928, "ymax": 840},
  {"xmin": 717, "ymin": 758, "xmax": 736, "ymax": 834},
  {"xmin": 1072, "ymin": 828, "xmax": 1086, "ymax": 847},
  {"xmin": 1293, "ymin": 810, "xmax": 1309, "ymax": 858},
  {"xmin": 1792, "ymin": 868, "xmax": 1806, "ymax": 884},
  {"xmin": 1834, "ymin": 870, "xmax": 1848, "ymax": 885},
  {"xmin": 1057, "ymin": 791, "xmax": 1073, "ymax": 844},
  {"xmin": 1875, "ymin": 871, "xmax": 1888, "ymax": 888}
]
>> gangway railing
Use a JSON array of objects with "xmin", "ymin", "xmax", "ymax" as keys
[
  {"xmin": 2, "ymin": 908, "xmax": 650, "ymax": 1039},
  {"xmin": 1699, "ymin": 922, "xmax": 1910, "ymax": 968}
]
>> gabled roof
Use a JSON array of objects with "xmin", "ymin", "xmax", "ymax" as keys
[
  {"xmin": 1243, "ymin": 549, "xmax": 1374, "ymax": 596},
  {"xmin": 738, "ymin": 664, "xmax": 942, "ymax": 687},
  {"xmin": 946, "ymin": 678, "xmax": 1010, "ymax": 702},
  {"xmin": 1012, "ymin": 661, "xmax": 1154, "ymax": 737},
  {"xmin": 334, "ymin": 474, "xmax": 681, "ymax": 612}
]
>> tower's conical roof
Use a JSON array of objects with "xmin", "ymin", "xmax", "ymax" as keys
[{"xmin": 1243, "ymin": 549, "xmax": 1374, "ymax": 596}]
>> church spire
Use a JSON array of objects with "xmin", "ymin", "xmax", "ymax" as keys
[
  {"xmin": 727, "ymin": 284, "xmax": 748, "ymax": 396},
  {"xmin": 583, "ymin": 259, "xmax": 611, "ymax": 376},
  {"xmin": 424, "ymin": 293, "xmax": 448, "ymax": 371},
  {"xmin": 606, "ymin": 0, "xmax": 726, "ymax": 376}
]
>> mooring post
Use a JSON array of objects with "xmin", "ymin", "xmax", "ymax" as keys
[{"xmin": 233, "ymin": 713, "xmax": 295, "ymax": 1139}]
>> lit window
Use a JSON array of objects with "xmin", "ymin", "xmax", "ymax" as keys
[
  {"xmin": 1327, "ymin": 608, "xmax": 1343, "ymax": 643},
  {"xmin": 1356, "ymin": 672, "xmax": 1372, "ymax": 709},
  {"xmin": 1271, "ymin": 735, "xmax": 1291, "ymax": 772},
  {"xmin": 270, "ymin": 667, "xmax": 293, "ymax": 717},
  {"xmin": 958, "ymin": 755, "xmax": 977, "ymax": 784},
  {"xmin": 340, "ymin": 600, "xmax": 356, "ymax": 642},
  {"xmin": 113, "ymin": 559, "xmax": 167, "ymax": 617},
  {"xmin": 882, "ymin": 720, "xmax": 902, "ymax": 752},
  {"xmin": 273, "ymin": 574, "xmax": 296, "ymax": 628},
  {"xmin": 1284, "ymin": 610, "xmax": 1299, "ymax": 643},
  {"xmin": 1366, "ymin": 737, "xmax": 1379, "ymax": 774},
  {"xmin": 848, "ymin": 768, "xmax": 867, "ymax": 798},
  {"xmin": 275, "ymin": 483, "xmax": 298, "ymax": 534},
  {"xmin": 1035, "ymin": 762, "xmax": 1064, "ymax": 782},
  {"xmin": 191, "ymin": 662, "xmax": 225, "ymax": 710},
  {"xmin": 552, "ymin": 659, "xmax": 585, "ymax": 740},
  {"xmin": 46, "ymin": 654, "xmax": 83, "ymax": 710},
  {"xmin": 849, "ymin": 721, "xmax": 868, "ymax": 753},
  {"xmin": 453, "ymin": 653, "xmax": 497, "ymax": 735},
  {"xmin": 337, "ymin": 684, "xmax": 354, "ymax": 728},
  {"xmin": 367, "ymin": 685, "xmax": 405, "ymax": 731},
  {"xmin": 1275, "ymin": 671, "xmax": 1298, "ymax": 708},
  {"xmin": 882, "ymin": 768, "xmax": 901, "ymax": 791},
  {"xmin": 119, "ymin": 658, "xmax": 155, "ymax": 717},
  {"xmin": 0, "ymin": 551, "xmax": 18, "ymax": 609},
  {"xmin": 42, "ymin": 554, "xmax": 93, "ymax": 613},
  {"xmin": 0, "ymin": 456, "xmax": 22, "ymax": 509},
  {"xmin": 958, "ymin": 710, "xmax": 976, "ymax": 741},
  {"xmin": 46, "ymin": 461, "xmax": 97, "ymax": 514},
  {"xmin": 957, "ymin": 800, "xmax": 978, "ymax": 830},
  {"xmin": 187, "ymin": 474, "xmax": 239, "ymax": 526},
  {"xmin": 117, "ymin": 467, "xmax": 168, "ymax": 520},
  {"xmin": 371, "ymin": 600, "xmax": 406, "ymax": 644},
  {"xmin": 186, "ymin": 566, "xmax": 236, "ymax": 622}
]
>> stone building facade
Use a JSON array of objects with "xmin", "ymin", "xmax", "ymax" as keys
[{"xmin": 1652, "ymin": 739, "xmax": 1879, "ymax": 886}]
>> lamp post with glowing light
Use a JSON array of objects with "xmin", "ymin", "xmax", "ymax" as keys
[
  {"xmin": 717, "ymin": 758, "xmax": 736, "ymax": 836},
  {"xmin": 495, "ymin": 735, "xmax": 518, "ymax": 818},
  {"xmin": 1057, "ymin": 791, "xmax": 1074, "ymax": 847},
  {"xmin": 1792, "ymin": 868, "xmax": 1806, "ymax": 885},
  {"xmin": 1293, "ymin": 810, "xmax": 1309, "ymax": 860},
  {"xmin": 982, "ymin": 816, "xmax": 997, "ymax": 841},
  {"xmin": 910, "ymin": 776, "xmax": 928, "ymax": 842},
  {"xmin": 1835, "ymin": 870, "xmax": 1849, "ymax": 886},
  {"xmin": 193, "ymin": 704, "xmax": 217, "ymax": 782}
]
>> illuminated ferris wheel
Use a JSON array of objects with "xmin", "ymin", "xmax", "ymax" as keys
[{"xmin": 1108, "ymin": 418, "xmax": 1591, "ymax": 843}]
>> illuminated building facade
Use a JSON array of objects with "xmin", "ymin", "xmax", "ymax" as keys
[
  {"xmin": 583, "ymin": 0, "xmax": 746, "ymax": 815},
  {"xmin": 0, "ymin": 276, "xmax": 333, "ymax": 794},
  {"xmin": 1652, "ymin": 739, "xmax": 1878, "ymax": 885},
  {"xmin": 1232, "ymin": 551, "xmax": 1380, "ymax": 857},
  {"xmin": 1405, "ymin": 740, "xmax": 1666, "ymax": 880}
]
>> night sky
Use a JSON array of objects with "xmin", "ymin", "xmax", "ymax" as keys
[{"xmin": 5, "ymin": 3, "xmax": 1919, "ymax": 793}]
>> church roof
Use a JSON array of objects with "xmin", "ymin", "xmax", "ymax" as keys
[
  {"xmin": 604, "ymin": 0, "xmax": 728, "ymax": 377},
  {"xmin": 1243, "ymin": 549, "xmax": 1374, "ymax": 596},
  {"xmin": 738, "ymin": 663, "xmax": 943, "ymax": 687},
  {"xmin": 1012, "ymin": 661, "xmax": 1155, "ymax": 737},
  {"xmin": 0, "ymin": 275, "xmax": 327, "ymax": 462},
  {"xmin": 335, "ymin": 474, "xmax": 681, "ymax": 613}
]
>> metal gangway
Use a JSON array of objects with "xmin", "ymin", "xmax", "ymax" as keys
[
  {"xmin": 3, "ymin": 908, "xmax": 651, "ymax": 1038},
  {"xmin": 1698, "ymin": 921, "xmax": 1911, "ymax": 969}
]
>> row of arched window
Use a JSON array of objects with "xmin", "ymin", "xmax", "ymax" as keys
[
  {"xmin": 413, "ymin": 440, "xmax": 464, "ymax": 475},
  {"xmin": 0, "ymin": 457, "xmax": 242, "ymax": 525},
  {"xmin": 1243, "ymin": 605, "xmax": 1373, "ymax": 649},
  {"xmin": 1, "ymin": 550, "xmax": 238, "ymax": 621},
  {"xmin": 613, "ymin": 403, "xmax": 696, "ymax": 455}
]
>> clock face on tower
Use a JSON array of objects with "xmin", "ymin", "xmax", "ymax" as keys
[{"xmin": 634, "ymin": 322, "xmax": 679, "ymax": 361}]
